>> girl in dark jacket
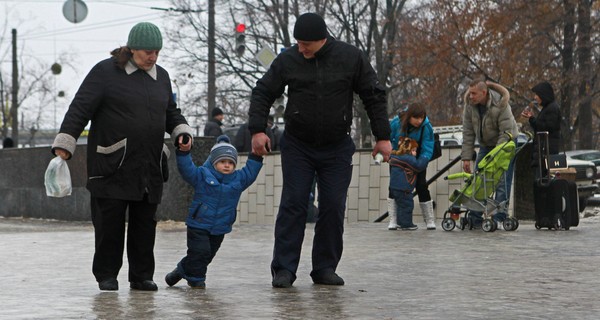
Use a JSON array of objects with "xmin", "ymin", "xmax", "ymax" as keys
[{"xmin": 521, "ymin": 81, "xmax": 561, "ymax": 178}]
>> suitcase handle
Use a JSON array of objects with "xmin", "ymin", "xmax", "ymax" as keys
[{"xmin": 537, "ymin": 131, "xmax": 551, "ymax": 182}]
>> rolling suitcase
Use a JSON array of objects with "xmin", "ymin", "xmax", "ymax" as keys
[{"xmin": 533, "ymin": 132, "xmax": 579, "ymax": 230}]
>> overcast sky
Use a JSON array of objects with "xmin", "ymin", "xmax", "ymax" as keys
[{"xmin": 1, "ymin": 0, "xmax": 180, "ymax": 128}]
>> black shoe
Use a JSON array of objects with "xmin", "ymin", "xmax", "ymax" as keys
[
  {"xmin": 311, "ymin": 271, "xmax": 345, "ymax": 286},
  {"xmin": 165, "ymin": 268, "xmax": 183, "ymax": 287},
  {"xmin": 98, "ymin": 278, "xmax": 118, "ymax": 291},
  {"xmin": 130, "ymin": 280, "xmax": 158, "ymax": 291},
  {"xmin": 272, "ymin": 269, "xmax": 293, "ymax": 288}
]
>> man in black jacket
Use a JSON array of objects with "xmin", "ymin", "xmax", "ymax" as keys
[{"xmin": 248, "ymin": 13, "xmax": 391, "ymax": 288}]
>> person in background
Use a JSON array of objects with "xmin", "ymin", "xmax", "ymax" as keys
[
  {"xmin": 165, "ymin": 135, "xmax": 263, "ymax": 288},
  {"xmin": 51, "ymin": 22, "xmax": 193, "ymax": 291},
  {"xmin": 268, "ymin": 115, "xmax": 282, "ymax": 151},
  {"xmin": 461, "ymin": 77, "xmax": 519, "ymax": 226},
  {"xmin": 2, "ymin": 137, "xmax": 14, "ymax": 148},
  {"xmin": 387, "ymin": 103, "xmax": 437, "ymax": 231},
  {"xmin": 204, "ymin": 107, "xmax": 224, "ymax": 137},
  {"xmin": 234, "ymin": 121, "xmax": 274, "ymax": 153},
  {"xmin": 389, "ymin": 137, "xmax": 429, "ymax": 230},
  {"xmin": 248, "ymin": 12, "xmax": 391, "ymax": 288},
  {"xmin": 521, "ymin": 81, "xmax": 561, "ymax": 179}
]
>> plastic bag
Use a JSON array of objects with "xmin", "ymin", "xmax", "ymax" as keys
[{"xmin": 44, "ymin": 156, "xmax": 72, "ymax": 197}]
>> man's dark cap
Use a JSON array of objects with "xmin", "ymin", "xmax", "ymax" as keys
[{"xmin": 293, "ymin": 13, "xmax": 328, "ymax": 41}]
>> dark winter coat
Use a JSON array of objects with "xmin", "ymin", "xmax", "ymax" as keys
[
  {"xmin": 178, "ymin": 152, "xmax": 263, "ymax": 235},
  {"xmin": 248, "ymin": 35, "xmax": 390, "ymax": 147},
  {"xmin": 530, "ymin": 82, "xmax": 561, "ymax": 166},
  {"xmin": 204, "ymin": 119, "xmax": 223, "ymax": 137},
  {"xmin": 52, "ymin": 57, "xmax": 192, "ymax": 204}
]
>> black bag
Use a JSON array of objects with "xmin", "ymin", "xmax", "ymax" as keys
[
  {"xmin": 418, "ymin": 129, "xmax": 441, "ymax": 161},
  {"xmin": 547, "ymin": 153, "xmax": 567, "ymax": 169},
  {"xmin": 431, "ymin": 133, "xmax": 442, "ymax": 160}
]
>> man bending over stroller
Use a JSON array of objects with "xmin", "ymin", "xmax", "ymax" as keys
[{"xmin": 461, "ymin": 76, "xmax": 519, "ymax": 226}]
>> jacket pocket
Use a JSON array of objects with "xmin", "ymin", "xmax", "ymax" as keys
[
  {"xmin": 89, "ymin": 138, "xmax": 127, "ymax": 179},
  {"xmin": 160, "ymin": 144, "xmax": 170, "ymax": 182}
]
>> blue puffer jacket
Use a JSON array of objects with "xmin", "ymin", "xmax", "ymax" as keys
[
  {"xmin": 390, "ymin": 116, "xmax": 435, "ymax": 161},
  {"xmin": 177, "ymin": 152, "xmax": 263, "ymax": 235},
  {"xmin": 388, "ymin": 154, "xmax": 428, "ymax": 192}
]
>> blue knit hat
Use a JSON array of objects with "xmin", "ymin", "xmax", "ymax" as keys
[
  {"xmin": 210, "ymin": 135, "xmax": 238, "ymax": 167},
  {"xmin": 127, "ymin": 22, "xmax": 163, "ymax": 50}
]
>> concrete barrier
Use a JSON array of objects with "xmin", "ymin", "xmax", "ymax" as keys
[{"xmin": 1, "ymin": 140, "xmax": 533, "ymax": 223}]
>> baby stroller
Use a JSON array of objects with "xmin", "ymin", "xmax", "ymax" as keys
[{"xmin": 441, "ymin": 132, "xmax": 532, "ymax": 232}]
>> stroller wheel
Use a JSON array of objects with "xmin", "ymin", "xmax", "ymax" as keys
[
  {"xmin": 503, "ymin": 218, "xmax": 518, "ymax": 231},
  {"xmin": 441, "ymin": 218, "xmax": 456, "ymax": 231},
  {"xmin": 459, "ymin": 217, "xmax": 468, "ymax": 230},
  {"xmin": 482, "ymin": 219, "xmax": 495, "ymax": 232}
]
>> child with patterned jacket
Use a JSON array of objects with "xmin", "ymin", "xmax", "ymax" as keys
[
  {"xmin": 165, "ymin": 135, "xmax": 263, "ymax": 288},
  {"xmin": 389, "ymin": 137, "xmax": 429, "ymax": 230}
]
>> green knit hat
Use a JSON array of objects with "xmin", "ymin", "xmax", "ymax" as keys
[{"xmin": 127, "ymin": 22, "xmax": 163, "ymax": 50}]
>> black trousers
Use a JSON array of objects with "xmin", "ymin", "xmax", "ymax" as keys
[
  {"xmin": 415, "ymin": 168, "xmax": 432, "ymax": 202},
  {"xmin": 90, "ymin": 195, "xmax": 157, "ymax": 283},
  {"xmin": 271, "ymin": 133, "xmax": 355, "ymax": 280},
  {"xmin": 178, "ymin": 228, "xmax": 224, "ymax": 283}
]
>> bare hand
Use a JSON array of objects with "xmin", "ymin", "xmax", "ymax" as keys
[
  {"xmin": 463, "ymin": 160, "xmax": 471, "ymax": 173},
  {"xmin": 521, "ymin": 109, "xmax": 533, "ymax": 118},
  {"xmin": 251, "ymin": 132, "xmax": 271, "ymax": 156},
  {"xmin": 372, "ymin": 140, "xmax": 392, "ymax": 163},
  {"xmin": 54, "ymin": 149, "xmax": 70, "ymax": 160}
]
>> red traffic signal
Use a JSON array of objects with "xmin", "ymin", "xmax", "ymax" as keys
[
  {"xmin": 236, "ymin": 23, "xmax": 246, "ymax": 33},
  {"xmin": 235, "ymin": 23, "xmax": 246, "ymax": 56}
]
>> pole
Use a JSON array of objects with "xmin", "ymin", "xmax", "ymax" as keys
[
  {"xmin": 0, "ymin": 71, "xmax": 5, "ymax": 138},
  {"xmin": 11, "ymin": 29, "xmax": 19, "ymax": 146},
  {"xmin": 207, "ymin": 0, "xmax": 216, "ymax": 123}
]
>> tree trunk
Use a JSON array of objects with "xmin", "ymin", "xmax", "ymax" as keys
[
  {"xmin": 576, "ymin": 0, "xmax": 592, "ymax": 149},
  {"xmin": 561, "ymin": 0, "xmax": 576, "ymax": 150}
]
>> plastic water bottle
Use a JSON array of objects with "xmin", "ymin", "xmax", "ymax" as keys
[{"xmin": 374, "ymin": 153, "xmax": 384, "ymax": 165}]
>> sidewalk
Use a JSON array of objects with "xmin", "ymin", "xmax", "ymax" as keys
[{"xmin": 1, "ymin": 213, "xmax": 600, "ymax": 320}]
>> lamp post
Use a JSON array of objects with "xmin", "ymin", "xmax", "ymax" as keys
[{"xmin": 51, "ymin": 62, "xmax": 62, "ymax": 131}]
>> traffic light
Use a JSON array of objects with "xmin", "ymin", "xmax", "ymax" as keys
[{"xmin": 235, "ymin": 23, "xmax": 246, "ymax": 57}]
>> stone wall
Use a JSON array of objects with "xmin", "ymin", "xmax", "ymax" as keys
[{"xmin": 0, "ymin": 140, "xmax": 534, "ymax": 223}]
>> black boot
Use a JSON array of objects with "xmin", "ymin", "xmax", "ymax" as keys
[{"xmin": 165, "ymin": 268, "xmax": 183, "ymax": 287}]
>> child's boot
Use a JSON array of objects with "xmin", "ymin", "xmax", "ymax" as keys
[
  {"xmin": 165, "ymin": 267, "xmax": 183, "ymax": 287},
  {"xmin": 420, "ymin": 200, "xmax": 436, "ymax": 230},
  {"xmin": 387, "ymin": 198, "xmax": 399, "ymax": 230}
]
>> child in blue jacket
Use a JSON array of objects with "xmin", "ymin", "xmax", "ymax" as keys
[
  {"xmin": 165, "ymin": 135, "xmax": 263, "ymax": 288},
  {"xmin": 389, "ymin": 137, "xmax": 428, "ymax": 230}
]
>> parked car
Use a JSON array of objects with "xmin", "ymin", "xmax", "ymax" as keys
[
  {"xmin": 565, "ymin": 149, "xmax": 600, "ymax": 179},
  {"xmin": 564, "ymin": 151, "xmax": 599, "ymax": 211}
]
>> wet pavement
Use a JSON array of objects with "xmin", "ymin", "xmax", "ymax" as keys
[{"xmin": 1, "ymin": 214, "xmax": 600, "ymax": 320}]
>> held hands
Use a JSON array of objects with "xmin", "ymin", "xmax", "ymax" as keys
[
  {"xmin": 178, "ymin": 134, "xmax": 192, "ymax": 152},
  {"xmin": 251, "ymin": 132, "xmax": 272, "ymax": 156},
  {"xmin": 372, "ymin": 140, "xmax": 392, "ymax": 163}
]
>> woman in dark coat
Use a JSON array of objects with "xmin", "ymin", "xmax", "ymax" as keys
[
  {"xmin": 521, "ymin": 81, "xmax": 561, "ymax": 178},
  {"xmin": 51, "ymin": 22, "xmax": 193, "ymax": 291}
]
